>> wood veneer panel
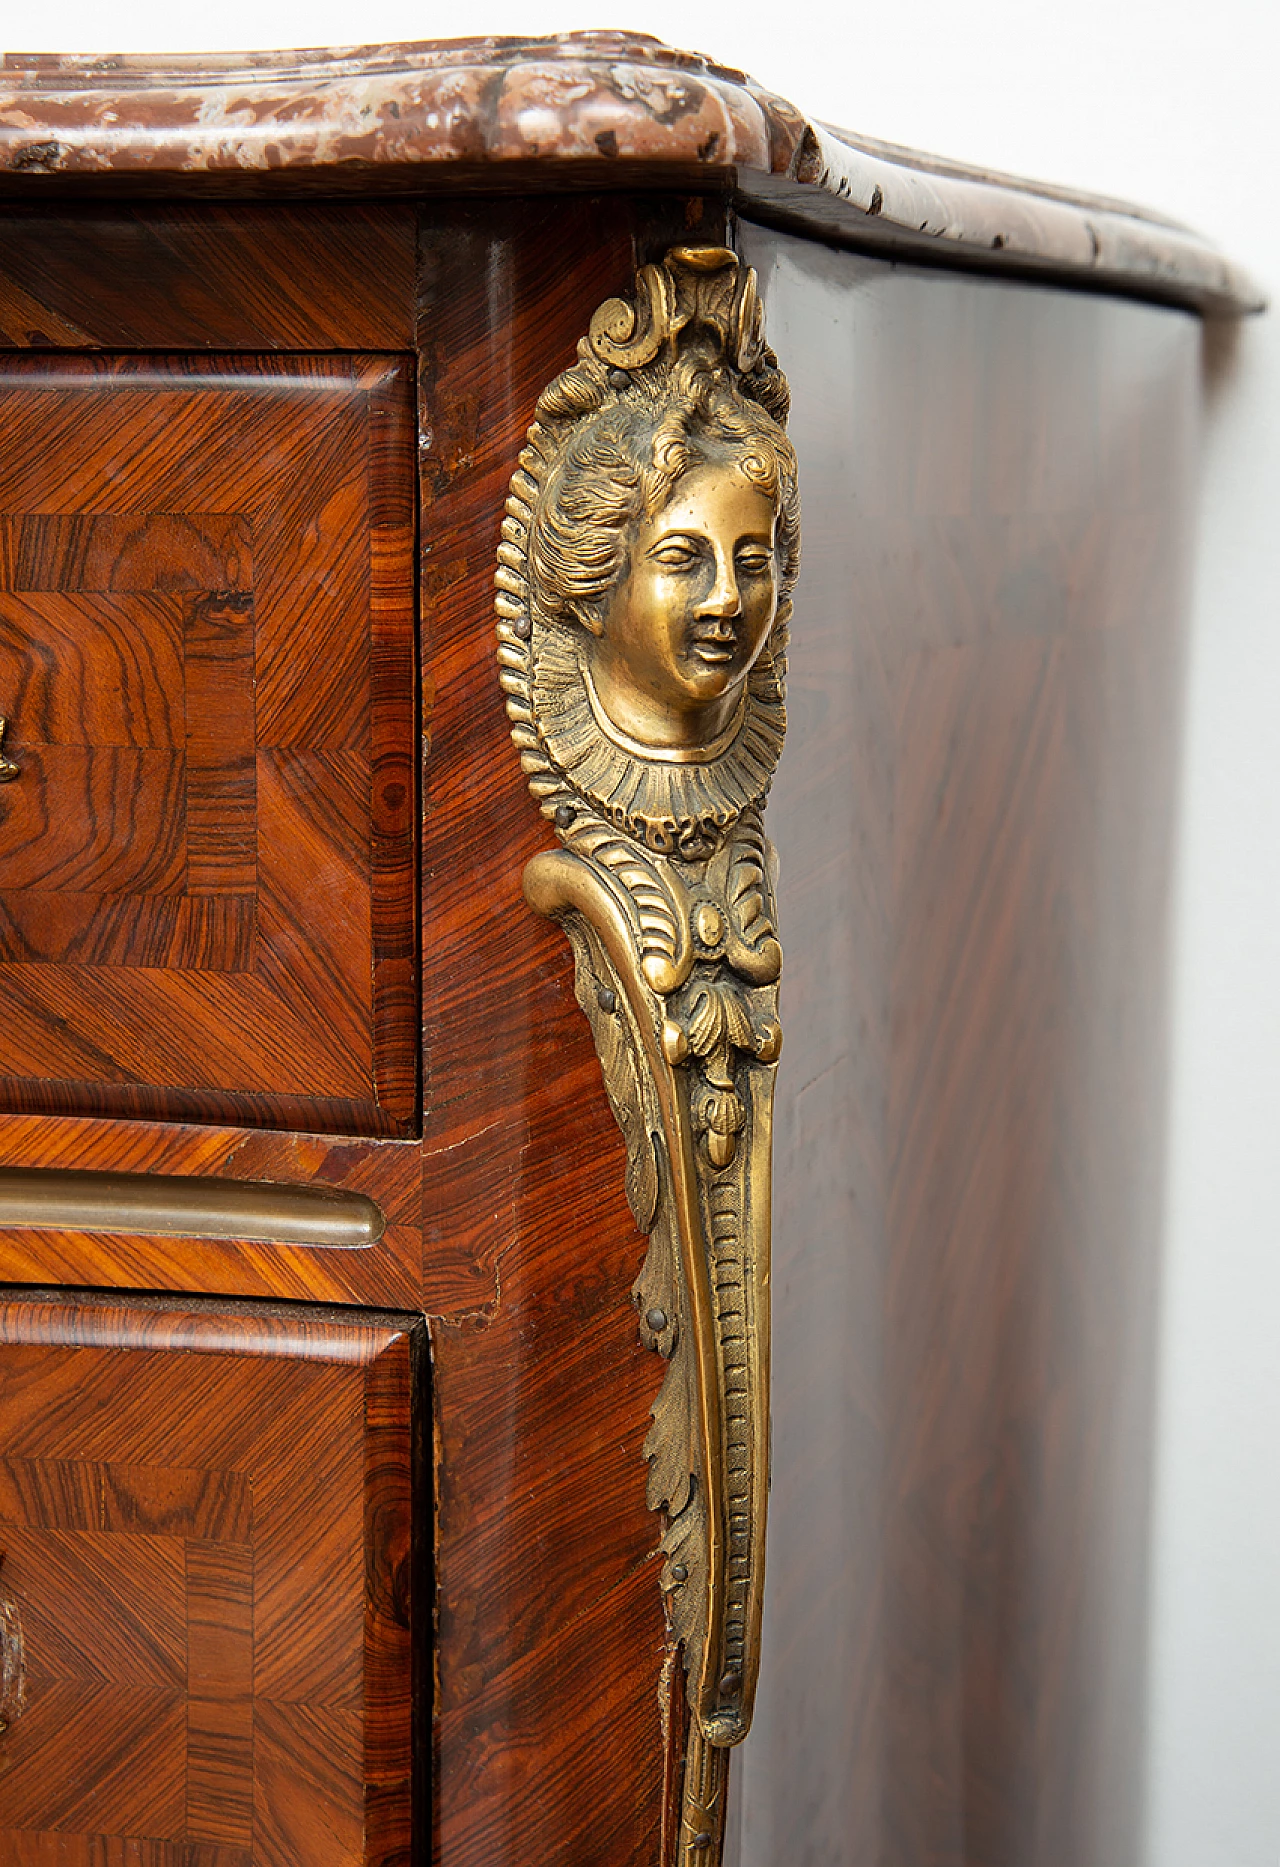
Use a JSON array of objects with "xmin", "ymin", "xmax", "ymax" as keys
[
  {"xmin": 0, "ymin": 1290, "xmax": 424, "ymax": 1865},
  {"xmin": 416, "ymin": 193, "xmax": 726, "ymax": 1867},
  {"xmin": 0, "ymin": 352, "xmax": 416, "ymax": 1134},
  {"xmin": 723, "ymin": 230, "xmax": 1196, "ymax": 1867},
  {"xmin": 0, "ymin": 203, "xmax": 416, "ymax": 349}
]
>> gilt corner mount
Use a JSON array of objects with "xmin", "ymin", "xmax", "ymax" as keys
[{"xmin": 494, "ymin": 245, "xmax": 798, "ymax": 1861}]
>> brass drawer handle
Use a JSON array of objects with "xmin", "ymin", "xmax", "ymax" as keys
[
  {"xmin": 0, "ymin": 716, "xmax": 19, "ymax": 783},
  {"xmin": 0, "ymin": 1165, "xmax": 387, "ymax": 1248}
]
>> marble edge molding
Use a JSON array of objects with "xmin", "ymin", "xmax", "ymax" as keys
[{"xmin": 0, "ymin": 30, "xmax": 1262, "ymax": 315}]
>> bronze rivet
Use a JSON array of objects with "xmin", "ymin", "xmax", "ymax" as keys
[
  {"xmin": 554, "ymin": 802, "xmax": 575, "ymax": 828},
  {"xmin": 661, "ymin": 1017, "xmax": 689, "ymax": 1065},
  {"xmin": 718, "ymin": 1669, "xmax": 740, "ymax": 1697},
  {"xmin": 671, "ymin": 1562, "xmax": 689, "ymax": 1582},
  {"xmin": 597, "ymin": 987, "xmax": 618, "ymax": 1013},
  {"xmin": 691, "ymin": 1833, "xmax": 713, "ymax": 1850},
  {"xmin": 513, "ymin": 613, "xmax": 531, "ymax": 639},
  {"xmin": 645, "ymin": 1307, "xmax": 667, "ymax": 1333},
  {"xmin": 694, "ymin": 901, "xmax": 725, "ymax": 947},
  {"xmin": 607, "ymin": 366, "xmax": 631, "ymax": 390}
]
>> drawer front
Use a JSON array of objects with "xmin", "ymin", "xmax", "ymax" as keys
[
  {"xmin": 0, "ymin": 355, "xmax": 416, "ymax": 1134},
  {"xmin": 0, "ymin": 1290, "xmax": 423, "ymax": 1864}
]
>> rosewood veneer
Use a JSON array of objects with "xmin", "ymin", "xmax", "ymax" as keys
[{"xmin": 0, "ymin": 32, "xmax": 1257, "ymax": 1867}]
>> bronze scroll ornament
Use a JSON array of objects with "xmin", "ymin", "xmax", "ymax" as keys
[
  {"xmin": 495, "ymin": 247, "xmax": 798, "ymax": 1863},
  {"xmin": 0, "ymin": 717, "xmax": 19, "ymax": 782}
]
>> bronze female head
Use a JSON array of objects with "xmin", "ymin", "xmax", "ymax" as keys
[
  {"xmin": 528, "ymin": 350, "xmax": 800, "ymax": 755},
  {"xmin": 498, "ymin": 248, "xmax": 799, "ymax": 860}
]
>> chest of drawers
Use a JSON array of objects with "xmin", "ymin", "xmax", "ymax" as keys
[{"xmin": 0, "ymin": 32, "xmax": 1256, "ymax": 1867}]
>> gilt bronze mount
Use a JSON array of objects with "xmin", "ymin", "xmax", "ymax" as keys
[
  {"xmin": 495, "ymin": 245, "xmax": 798, "ymax": 1864},
  {"xmin": 0, "ymin": 717, "xmax": 19, "ymax": 783}
]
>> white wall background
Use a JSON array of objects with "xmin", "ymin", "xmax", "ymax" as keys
[{"xmin": 11, "ymin": 4, "xmax": 1277, "ymax": 1862}]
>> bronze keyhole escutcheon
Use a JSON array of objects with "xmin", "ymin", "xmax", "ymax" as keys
[{"xmin": 0, "ymin": 716, "xmax": 19, "ymax": 783}]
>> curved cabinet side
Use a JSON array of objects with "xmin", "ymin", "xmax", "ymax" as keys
[{"xmin": 727, "ymin": 224, "xmax": 1197, "ymax": 1867}]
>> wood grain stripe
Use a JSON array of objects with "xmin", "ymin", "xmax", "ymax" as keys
[
  {"xmin": 253, "ymin": 1703, "xmax": 364, "ymax": 1867},
  {"xmin": 186, "ymin": 1540, "xmax": 254, "ymax": 1847},
  {"xmin": 0, "ymin": 1457, "xmax": 250, "ymax": 1540},
  {"xmin": 0, "ymin": 594, "xmax": 184, "ymax": 746},
  {"xmin": 0, "ymin": 749, "xmax": 186, "ymax": 894},
  {"xmin": 0, "ymin": 1682, "xmax": 186, "ymax": 1833},
  {"xmin": 0, "ymin": 514, "xmax": 250, "ymax": 593},
  {"xmin": 0, "ymin": 203, "xmax": 416, "ymax": 350},
  {"xmin": 0, "ymin": 353, "xmax": 416, "ymax": 1134},
  {"xmin": 3, "ymin": 1836, "xmax": 254, "ymax": 1866},
  {"xmin": 182, "ymin": 592, "xmax": 257, "ymax": 898},
  {"xmin": 366, "ymin": 358, "xmax": 418, "ymax": 1126},
  {"xmin": 0, "ymin": 894, "xmax": 257, "ymax": 971}
]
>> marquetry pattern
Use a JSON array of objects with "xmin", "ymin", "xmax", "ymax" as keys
[
  {"xmin": 0, "ymin": 354, "xmax": 416, "ymax": 1135},
  {"xmin": 0, "ymin": 1292, "xmax": 421, "ymax": 1865}
]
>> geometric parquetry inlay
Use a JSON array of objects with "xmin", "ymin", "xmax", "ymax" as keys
[{"xmin": 0, "ymin": 356, "xmax": 417, "ymax": 1133}]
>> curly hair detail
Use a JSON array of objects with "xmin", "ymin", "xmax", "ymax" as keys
[{"xmin": 527, "ymin": 343, "xmax": 800, "ymax": 639}]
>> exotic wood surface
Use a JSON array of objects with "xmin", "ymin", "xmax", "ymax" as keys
[
  {"xmin": 0, "ymin": 1290, "xmax": 423, "ymax": 1864},
  {"xmin": 0, "ymin": 203, "xmax": 415, "ymax": 349},
  {"xmin": 419, "ymin": 195, "xmax": 733, "ymax": 1867},
  {"xmin": 722, "ymin": 231, "xmax": 1196, "ymax": 1867},
  {"xmin": 0, "ymin": 353, "xmax": 416, "ymax": 1134},
  {"xmin": 0, "ymin": 181, "xmax": 1212, "ymax": 1867}
]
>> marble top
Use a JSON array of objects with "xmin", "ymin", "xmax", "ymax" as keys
[{"xmin": 0, "ymin": 32, "xmax": 1259, "ymax": 315}]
